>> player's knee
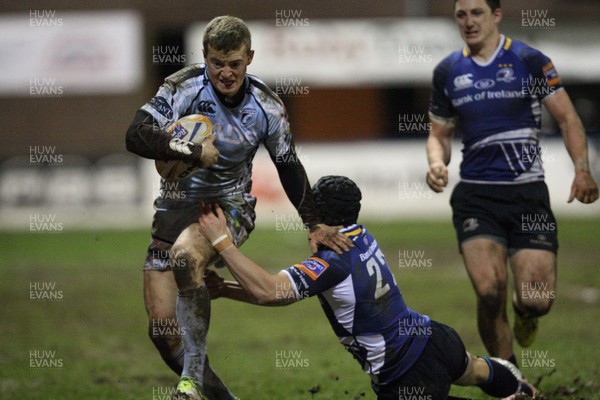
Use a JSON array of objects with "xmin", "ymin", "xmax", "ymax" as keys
[
  {"xmin": 169, "ymin": 246, "xmax": 192, "ymax": 270},
  {"xmin": 516, "ymin": 280, "xmax": 555, "ymax": 316},
  {"xmin": 477, "ymin": 284, "xmax": 507, "ymax": 312},
  {"xmin": 517, "ymin": 296, "xmax": 553, "ymax": 317},
  {"xmin": 170, "ymin": 237, "xmax": 213, "ymax": 268},
  {"xmin": 169, "ymin": 247, "xmax": 209, "ymax": 289}
]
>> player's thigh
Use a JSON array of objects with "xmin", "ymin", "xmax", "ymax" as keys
[
  {"xmin": 506, "ymin": 181, "xmax": 558, "ymax": 255},
  {"xmin": 171, "ymin": 194, "xmax": 254, "ymax": 266},
  {"xmin": 382, "ymin": 321, "xmax": 466, "ymax": 398},
  {"xmin": 510, "ymin": 249, "xmax": 556, "ymax": 304},
  {"xmin": 170, "ymin": 223, "xmax": 219, "ymax": 288},
  {"xmin": 144, "ymin": 269, "xmax": 178, "ymax": 321},
  {"xmin": 171, "ymin": 223, "xmax": 219, "ymax": 264},
  {"xmin": 461, "ymin": 238, "xmax": 509, "ymax": 297},
  {"xmin": 451, "ymin": 182, "xmax": 510, "ymax": 292}
]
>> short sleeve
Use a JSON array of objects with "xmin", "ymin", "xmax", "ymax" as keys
[
  {"xmin": 428, "ymin": 58, "xmax": 457, "ymax": 121},
  {"xmin": 141, "ymin": 65, "xmax": 203, "ymax": 130},
  {"xmin": 282, "ymin": 255, "xmax": 349, "ymax": 300},
  {"xmin": 520, "ymin": 47, "xmax": 564, "ymax": 101}
]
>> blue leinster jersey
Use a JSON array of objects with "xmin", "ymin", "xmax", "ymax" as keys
[
  {"xmin": 429, "ymin": 35, "xmax": 563, "ymax": 184},
  {"xmin": 282, "ymin": 225, "xmax": 431, "ymax": 386},
  {"xmin": 141, "ymin": 64, "xmax": 293, "ymax": 201}
]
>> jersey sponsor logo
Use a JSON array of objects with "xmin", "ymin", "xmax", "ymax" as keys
[
  {"xmin": 148, "ymin": 96, "xmax": 173, "ymax": 119},
  {"xmin": 196, "ymin": 100, "xmax": 216, "ymax": 115},
  {"xmin": 474, "ymin": 78, "xmax": 496, "ymax": 90},
  {"xmin": 496, "ymin": 67, "xmax": 516, "ymax": 83},
  {"xmin": 241, "ymin": 108, "xmax": 257, "ymax": 127},
  {"xmin": 453, "ymin": 73, "xmax": 474, "ymax": 91},
  {"xmin": 542, "ymin": 62, "xmax": 561, "ymax": 87},
  {"xmin": 295, "ymin": 257, "xmax": 329, "ymax": 280}
]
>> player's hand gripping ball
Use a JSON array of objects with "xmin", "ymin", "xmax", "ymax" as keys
[{"xmin": 155, "ymin": 114, "xmax": 213, "ymax": 181}]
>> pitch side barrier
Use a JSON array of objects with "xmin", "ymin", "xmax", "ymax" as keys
[{"xmin": 0, "ymin": 140, "xmax": 597, "ymax": 231}]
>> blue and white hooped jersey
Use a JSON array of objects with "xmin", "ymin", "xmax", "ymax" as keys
[
  {"xmin": 141, "ymin": 64, "xmax": 293, "ymax": 200},
  {"xmin": 282, "ymin": 225, "xmax": 431, "ymax": 386},
  {"xmin": 429, "ymin": 35, "xmax": 563, "ymax": 184}
]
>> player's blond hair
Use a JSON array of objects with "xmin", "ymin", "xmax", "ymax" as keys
[{"xmin": 203, "ymin": 16, "xmax": 252, "ymax": 54}]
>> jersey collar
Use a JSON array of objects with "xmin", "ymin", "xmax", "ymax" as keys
[{"xmin": 463, "ymin": 34, "xmax": 510, "ymax": 67}]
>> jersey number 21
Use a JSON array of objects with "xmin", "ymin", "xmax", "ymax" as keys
[{"xmin": 365, "ymin": 248, "xmax": 397, "ymax": 299}]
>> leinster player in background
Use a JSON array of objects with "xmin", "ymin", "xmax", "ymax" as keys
[
  {"xmin": 126, "ymin": 16, "xmax": 350, "ymax": 400},
  {"xmin": 198, "ymin": 176, "xmax": 537, "ymax": 400},
  {"xmin": 426, "ymin": 0, "xmax": 598, "ymax": 370}
]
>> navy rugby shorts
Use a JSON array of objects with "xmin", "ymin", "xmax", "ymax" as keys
[
  {"xmin": 374, "ymin": 320, "xmax": 468, "ymax": 400},
  {"xmin": 450, "ymin": 181, "xmax": 558, "ymax": 255}
]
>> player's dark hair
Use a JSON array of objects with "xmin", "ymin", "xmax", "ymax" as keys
[
  {"xmin": 312, "ymin": 176, "xmax": 362, "ymax": 227},
  {"xmin": 203, "ymin": 16, "xmax": 252, "ymax": 54},
  {"xmin": 486, "ymin": 0, "xmax": 501, "ymax": 11},
  {"xmin": 454, "ymin": 0, "xmax": 501, "ymax": 11}
]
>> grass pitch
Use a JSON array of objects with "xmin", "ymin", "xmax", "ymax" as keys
[{"xmin": 0, "ymin": 218, "xmax": 598, "ymax": 399}]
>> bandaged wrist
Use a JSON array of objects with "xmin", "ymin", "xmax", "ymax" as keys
[
  {"xmin": 211, "ymin": 234, "xmax": 229, "ymax": 247},
  {"xmin": 212, "ymin": 235, "xmax": 234, "ymax": 253}
]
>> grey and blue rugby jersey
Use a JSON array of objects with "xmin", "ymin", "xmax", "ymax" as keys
[
  {"xmin": 429, "ymin": 35, "xmax": 563, "ymax": 184},
  {"xmin": 140, "ymin": 64, "xmax": 294, "ymax": 200},
  {"xmin": 282, "ymin": 225, "xmax": 431, "ymax": 386}
]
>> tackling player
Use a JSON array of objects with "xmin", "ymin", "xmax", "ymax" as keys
[
  {"xmin": 198, "ymin": 176, "xmax": 537, "ymax": 400},
  {"xmin": 426, "ymin": 0, "xmax": 598, "ymax": 367},
  {"xmin": 126, "ymin": 15, "xmax": 351, "ymax": 400}
]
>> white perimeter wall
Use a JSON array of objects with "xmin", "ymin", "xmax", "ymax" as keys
[{"xmin": 1, "ymin": 140, "xmax": 598, "ymax": 231}]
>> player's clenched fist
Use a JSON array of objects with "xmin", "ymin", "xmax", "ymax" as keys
[
  {"xmin": 426, "ymin": 162, "xmax": 448, "ymax": 193},
  {"xmin": 199, "ymin": 135, "xmax": 219, "ymax": 168},
  {"xmin": 169, "ymin": 138, "xmax": 195, "ymax": 155},
  {"xmin": 568, "ymin": 171, "xmax": 599, "ymax": 204},
  {"xmin": 204, "ymin": 269, "xmax": 225, "ymax": 299}
]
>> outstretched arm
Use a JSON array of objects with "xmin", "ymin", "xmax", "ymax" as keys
[
  {"xmin": 203, "ymin": 269, "xmax": 258, "ymax": 303},
  {"xmin": 198, "ymin": 204, "xmax": 298, "ymax": 306},
  {"xmin": 543, "ymin": 90, "xmax": 599, "ymax": 204}
]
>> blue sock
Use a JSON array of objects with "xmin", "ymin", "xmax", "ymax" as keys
[{"xmin": 477, "ymin": 357, "xmax": 520, "ymax": 398}]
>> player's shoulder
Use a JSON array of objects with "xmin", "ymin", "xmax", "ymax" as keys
[
  {"xmin": 504, "ymin": 37, "xmax": 549, "ymax": 64},
  {"xmin": 247, "ymin": 73, "xmax": 285, "ymax": 111},
  {"xmin": 320, "ymin": 224, "xmax": 371, "ymax": 261},
  {"xmin": 340, "ymin": 224, "xmax": 365, "ymax": 240},
  {"xmin": 315, "ymin": 225, "xmax": 366, "ymax": 256},
  {"xmin": 164, "ymin": 63, "xmax": 207, "ymax": 88},
  {"xmin": 433, "ymin": 48, "xmax": 465, "ymax": 80},
  {"xmin": 436, "ymin": 49, "xmax": 465, "ymax": 70}
]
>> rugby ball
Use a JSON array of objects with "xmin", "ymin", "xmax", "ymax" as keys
[{"xmin": 155, "ymin": 114, "xmax": 213, "ymax": 181}]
